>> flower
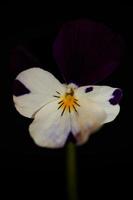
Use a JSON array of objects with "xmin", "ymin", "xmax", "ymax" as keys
[{"xmin": 13, "ymin": 67, "xmax": 122, "ymax": 148}]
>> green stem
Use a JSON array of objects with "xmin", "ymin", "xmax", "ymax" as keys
[{"xmin": 66, "ymin": 142, "xmax": 78, "ymax": 200}]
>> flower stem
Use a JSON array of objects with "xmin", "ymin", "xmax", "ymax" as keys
[{"xmin": 66, "ymin": 142, "xmax": 78, "ymax": 200}]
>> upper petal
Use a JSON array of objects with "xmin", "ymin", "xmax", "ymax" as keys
[
  {"xmin": 13, "ymin": 68, "xmax": 65, "ymax": 118},
  {"xmin": 29, "ymin": 100, "xmax": 71, "ymax": 148},
  {"xmin": 53, "ymin": 19, "xmax": 124, "ymax": 85}
]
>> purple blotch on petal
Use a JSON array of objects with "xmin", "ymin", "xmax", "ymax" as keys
[
  {"xmin": 53, "ymin": 19, "xmax": 124, "ymax": 85},
  {"xmin": 13, "ymin": 80, "xmax": 30, "ymax": 96},
  {"xmin": 109, "ymin": 89, "xmax": 123, "ymax": 105},
  {"xmin": 85, "ymin": 87, "xmax": 93, "ymax": 93}
]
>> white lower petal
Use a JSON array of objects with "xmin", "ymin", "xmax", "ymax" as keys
[{"xmin": 29, "ymin": 101, "xmax": 71, "ymax": 148}]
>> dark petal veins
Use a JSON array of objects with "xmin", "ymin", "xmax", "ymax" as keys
[
  {"xmin": 109, "ymin": 89, "xmax": 123, "ymax": 105},
  {"xmin": 85, "ymin": 87, "xmax": 93, "ymax": 93},
  {"xmin": 61, "ymin": 106, "xmax": 66, "ymax": 116},
  {"xmin": 13, "ymin": 80, "xmax": 30, "ymax": 96},
  {"xmin": 53, "ymin": 19, "xmax": 124, "ymax": 85}
]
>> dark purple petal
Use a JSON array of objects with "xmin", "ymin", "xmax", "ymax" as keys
[
  {"xmin": 53, "ymin": 19, "xmax": 124, "ymax": 85},
  {"xmin": 109, "ymin": 89, "xmax": 123, "ymax": 105},
  {"xmin": 13, "ymin": 80, "xmax": 30, "ymax": 96},
  {"xmin": 85, "ymin": 87, "xmax": 93, "ymax": 93},
  {"xmin": 10, "ymin": 45, "xmax": 65, "ymax": 83},
  {"xmin": 10, "ymin": 46, "xmax": 42, "ymax": 76}
]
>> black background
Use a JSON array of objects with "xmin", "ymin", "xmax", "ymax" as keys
[{"xmin": 0, "ymin": 3, "xmax": 132, "ymax": 199}]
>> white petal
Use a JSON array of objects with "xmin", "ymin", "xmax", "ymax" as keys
[
  {"xmin": 29, "ymin": 101, "xmax": 71, "ymax": 148},
  {"xmin": 70, "ymin": 96, "xmax": 106, "ymax": 145},
  {"xmin": 76, "ymin": 85, "xmax": 120, "ymax": 123},
  {"xmin": 13, "ymin": 68, "xmax": 65, "ymax": 118},
  {"xmin": 13, "ymin": 94, "xmax": 55, "ymax": 118}
]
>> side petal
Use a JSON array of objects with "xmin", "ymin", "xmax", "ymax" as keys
[
  {"xmin": 76, "ymin": 85, "xmax": 122, "ymax": 123},
  {"xmin": 29, "ymin": 101, "xmax": 71, "ymax": 148},
  {"xmin": 15, "ymin": 67, "xmax": 64, "ymax": 94},
  {"xmin": 13, "ymin": 68, "xmax": 65, "ymax": 118},
  {"xmin": 70, "ymin": 96, "xmax": 106, "ymax": 145}
]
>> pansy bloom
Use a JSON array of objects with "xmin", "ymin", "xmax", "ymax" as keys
[
  {"xmin": 12, "ymin": 20, "xmax": 123, "ymax": 148},
  {"xmin": 13, "ymin": 68, "xmax": 122, "ymax": 148}
]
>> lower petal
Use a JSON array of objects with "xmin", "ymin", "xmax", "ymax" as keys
[{"xmin": 29, "ymin": 101, "xmax": 71, "ymax": 148}]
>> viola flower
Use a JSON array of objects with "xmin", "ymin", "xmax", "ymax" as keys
[
  {"xmin": 13, "ymin": 67, "xmax": 122, "ymax": 148},
  {"xmin": 12, "ymin": 19, "xmax": 123, "ymax": 148}
]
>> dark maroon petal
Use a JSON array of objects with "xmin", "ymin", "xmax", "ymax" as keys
[
  {"xmin": 53, "ymin": 19, "xmax": 124, "ymax": 85},
  {"xmin": 109, "ymin": 89, "xmax": 123, "ymax": 105},
  {"xmin": 13, "ymin": 80, "xmax": 30, "ymax": 96},
  {"xmin": 10, "ymin": 45, "xmax": 65, "ymax": 83},
  {"xmin": 9, "ymin": 46, "xmax": 42, "ymax": 77}
]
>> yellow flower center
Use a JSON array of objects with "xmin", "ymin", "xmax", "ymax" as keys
[
  {"xmin": 53, "ymin": 84, "xmax": 79, "ymax": 116},
  {"xmin": 58, "ymin": 91, "xmax": 80, "ymax": 116},
  {"xmin": 64, "ymin": 94, "xmax": 75, "ymax": 107}
]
